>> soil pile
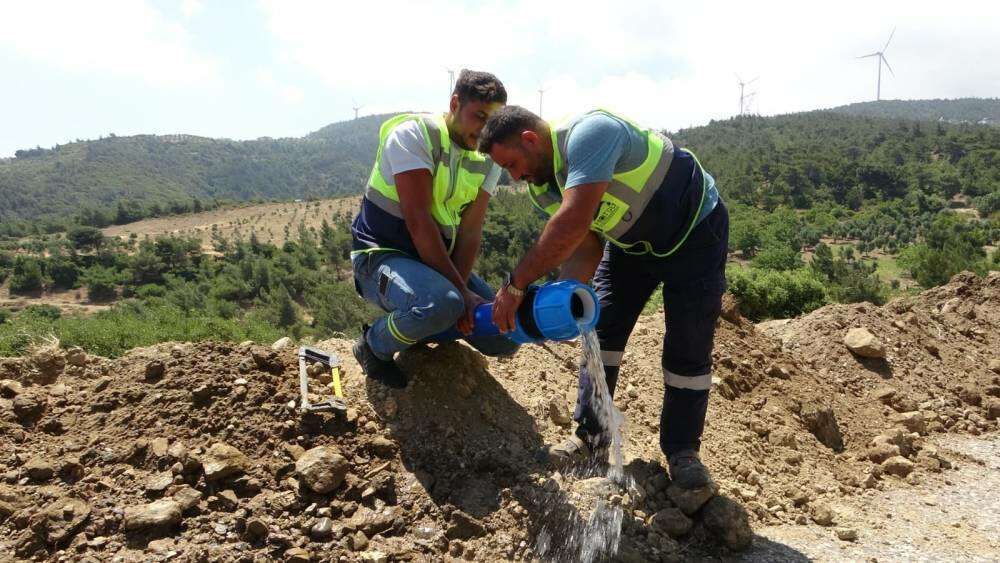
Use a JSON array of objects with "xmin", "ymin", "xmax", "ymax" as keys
[{"xmin": 1, "ymin": 271, "xmax": 997, "ymax": 561}]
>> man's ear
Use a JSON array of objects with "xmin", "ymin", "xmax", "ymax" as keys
[
  {"xmin": 521, "ymin": 130, "xmax": 540, "ymax": 148},
  {"xmin": 449, "ymin": 94, "xmax": 460, "ymax": 115}
]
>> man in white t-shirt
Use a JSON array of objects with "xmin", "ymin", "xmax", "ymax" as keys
[{"xmin": 350, "ymin": 70, "xmax": 517, "ymax": 388}]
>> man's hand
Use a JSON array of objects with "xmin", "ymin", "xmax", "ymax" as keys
[
  {"xmin": 457, "ymin": 289, "xmax": 486, "ymax": 336},
  {"xmin": 492, "ymin": 284, "xmax": 525, "ymax": 334}
]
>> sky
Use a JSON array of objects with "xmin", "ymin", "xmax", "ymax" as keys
[{"xmin": 1, "ymin": 0, "xmax": 998, "ymax": 157}]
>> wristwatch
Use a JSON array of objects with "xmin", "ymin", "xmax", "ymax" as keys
[{"xmin": 502, "ymin": 272, "xmax": 525, "ymax": 297}]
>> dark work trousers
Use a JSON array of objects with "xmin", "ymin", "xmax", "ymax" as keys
[{"xmin": 574, "ymin": 201, "xmax": 729, "ymax": 457}]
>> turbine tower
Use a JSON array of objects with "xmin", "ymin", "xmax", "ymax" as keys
[
  {"xmin": 736, "ymin": 75, "xmax": 758, "ymax": 116},
  {"xmin": 352, "ymin": 99, "xmax": 363, "ymax": 120},
  {"xmin": 538, "ymin": 88, "xmax": 545, "ymax": 118},
  {"xmin": 446, "ymin": 68, "xmax": 455, "ymax": 95},
  {"xmin": 858, "ymin": 28, "xmax": 896, "ymax": 101}
]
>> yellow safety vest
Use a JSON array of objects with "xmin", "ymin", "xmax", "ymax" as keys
[
  {"xmin": 362, "ymin": 113, "xmax": 492, "ymax": 254},
  {"xmin": 527, "ymin": 109, "xmax": 707, "ymax": 257}
]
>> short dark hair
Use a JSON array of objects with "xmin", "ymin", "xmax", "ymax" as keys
[
  {"xmin": 478, "ymin": 105, "xmax": 544, "ymax": 154},
  {"xmin": 453, "ymin": 69, "xmax": 507, "ymax": 105}
]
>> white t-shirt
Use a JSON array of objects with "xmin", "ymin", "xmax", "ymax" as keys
[{"xmin": 380, "ymin": 119, "xmax": 501, "ymax": 196}]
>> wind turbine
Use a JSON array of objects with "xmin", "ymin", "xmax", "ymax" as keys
[
  {"xmin": 538, "ymin": 88, "xmax": 545, "ymax": 118},
  {"xmin": 736, "ymin": 75, "xmax": 758, "ymax": 116},
  {"xmin": 352, "ymin": 98, "xmax": 363, "ymax": 120},
  {"xmin": 858, "ymin": 28, "xmax": 896, "ymax": 101},
  {"xmin": 446, "ymin": 68, "xmax": 455, "ymax": 95}
]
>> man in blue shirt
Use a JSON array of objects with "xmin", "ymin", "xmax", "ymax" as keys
[{"xmin": 479, "ymin": 106, "xmax": 727, "ymax": 491}]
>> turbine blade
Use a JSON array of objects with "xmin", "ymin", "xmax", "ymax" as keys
[
  {"xmin": 748, "ymin": 76, "xmax": 759, "ymax": 84},
  {"xmin": 883, "ymin": 27, "xmax": 896, "ymax": 51},
  {"xmin": 857, "ymin": 53, "xmax": 879, "ymax": 59},
  {"xmin": 881, "ymin": 55, "xmax": 895, "ymax": 76}
]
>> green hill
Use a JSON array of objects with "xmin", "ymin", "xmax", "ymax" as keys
[
  {"xmin": 0, "ymin": 114, "xmax": 391, "ymax": 228},
  {"xmin": 672, "ymin": 109, "xmax": 999, "ymax": 214},
  {"xmin": 828, "ymin": 98, "xmax": 1000, "ymax": 125}
]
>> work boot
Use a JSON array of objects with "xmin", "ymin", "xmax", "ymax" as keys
[
  {"xmin": 667, "ymin": 449, "xmax": 714, "ymax": 490},
  {"xmin": 353, "ymin": 326, "xmax": 407, "ymax": 389}
]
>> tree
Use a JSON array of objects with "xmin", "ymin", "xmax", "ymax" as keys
[
  {"xmin": 10, "ymin": 256, "xmax": 46, "ymax": 293},
  {"xmin": 67, "ymin": 226, "xmax": 106, "ymax": 251}
]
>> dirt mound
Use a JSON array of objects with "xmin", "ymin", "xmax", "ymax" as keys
[{"xmin": 1, "ymin": 272, "xmax": 998, "ymax": 561}]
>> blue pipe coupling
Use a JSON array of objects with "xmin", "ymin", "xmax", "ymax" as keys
[{"xmin": 473, "ymin": 280, "xmax": 600, "ymax": 344}]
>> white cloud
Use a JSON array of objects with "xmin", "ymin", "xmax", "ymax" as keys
[
  {"xmin": 254, "ymin": 68, "xmax": 305, "ymax": 104},
  {"xmin": 180, "ymin": 0, "xmax": 205, "ymax": 19},
  {"xmin": 259, "ymin": 0, "xmax": 1000, "ymax": 130},
  {"xmin": 0, "ymin": 0, "xmax": 218, "ymax": 87}
]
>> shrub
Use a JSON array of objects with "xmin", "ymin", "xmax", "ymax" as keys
[{"xmin": 727, "ymin": 268, "xmax": 828, "ymax": 321}]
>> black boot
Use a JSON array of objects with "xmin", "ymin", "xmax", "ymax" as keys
[{"xmin": 353, "ymin": 325, "xmax": 407, "ymax": 389}]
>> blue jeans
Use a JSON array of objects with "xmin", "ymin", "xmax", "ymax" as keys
[{"xmin": 351, "ymin": 252, "xmax": 520, "ymax": 360}]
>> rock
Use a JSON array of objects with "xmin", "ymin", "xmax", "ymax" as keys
[
  {"xmin": 24, "ymin": 456, "xmax": 55, "ymax": 482},
  {"xmin": 282, "ymin": 443, "xmax": 306, "ymax": 460},
  {"xmin": 843, "ymin": 327, "xmax": 885, "ymax": 358},
  {"xmin": 149, "ymin": 437, "xmax": 170, "ymax": 457},
  {"xmin": 651, "ymin": 507, "xmax": 692, "ymax": 537},
  {"xmin": 350, "ymin": 530, "xmax": 370, "ymax": 551},
  {"xmin": 201, "ymin": 442, "xmax": 250, "ymax": 481},
  {"xmin": 30, "ymin": 346, "xmax": 65, "ymax": 384},
  {"xmin": 310, "ymin": 517, "xmax": 334, "ymax": 540},
  {"xmin": 64, "ymin": 347, "xmax": 87, "ymax": 367},
  {"xmin": 245, "ymin": 518, "xmax": 269, "ymax": 540},
  {"xmin": 810, "ymin": 503, "xmax": 835, "ymax": 526},
  {"xmin": 284, "ymin": 547, "xmax": 312, "ymax": 562},
  {"xmin": 892, "ymin": 411, "xmax": 927, "ymax": 435},
  {"xmin": 986, "ymin": 398, "xmax": 1000, "ymax": 421},
  {"xmin": 547, "ymin": 397, "xmax": 572, "ymax": 426},
  {"xmin": 866, "ymin": 443, "xmax": 901, "ymax": 464},
  {"xmin": 13, "ymin": 392, "xmax": 46, "ymax": 423},
  {"xmin": 666, "ymin": 482, "xmax": 718, "ymax": 515},
  {"xmin": 801, "ymin": 405, "xmax": 844, "ymax": 451},
  {"xmin": 167, "ymin": 441, "xmax": 188, "ymax": 462},
  {"xmin": 835, "ymin": 528, "xmax": 858, "ymax": 542},
  {"xmin": 368, "ymin": 437, "xmax": 396, "ymax": 458},
  {"xmin": 988, "ymin": 359, "xmax": 1000, "ymax": 374},
  {"xmin": 768, "ymin": 427, "xmax": 798, "ymax": 449},
  {"xmin": 295, "ymin": 446, "xmax": 349, "ymax": 494},
  {"xmin": 123, "ymin": 499, "xmax": 182, "ymax": 531},
  {"xmin": 31, "ymin": 498, "xmax": 91, "ymax": 544},
  {"xmin": 882, "ymin": 456, "xmax": 915, "ymax": 477},
  {"xmin": 144, "ymin": 360, "xmax": 165, "ymax": 381},
  {"xmin": 208, "ymin": 490, "xmax": 239, "ymax": 512},
  {"xmin": 349, "ymin": 506, "xmax": 400, "ymax": 536},
  {"xmin": 701, "ymin": 496, "xmax": 752, "ymax": 551},
  {"xmin": 358, "ymin": 550, "xmax": 387, "ymax": 563},
  {"xmin": 720, "ymin": 293, "xmax": 742, "ymax": 324},
  {"xmin": 147, "ymin": 538, "xmax": 176, "ymax": 553},
  {"xmin": 956, "ymin": 385, "xmax": 981, "ymax": 406},
  {"xmin": 447, "ymin": 509, "xmax": 486, "ymax": 540},
  {"xmin": 171, "ymin": 486, "xmax": 202, "ymax": 511},
  {"xmin": 0, "ymin": 379, "xmax": 23, "ymax": 398},
  {"xmin": 144, "ymin": 472, "xmax": 174, "ymax": 494},
  {"xmin": 272, "ymin": 337, "xmax": 293, "ymax": 351}
]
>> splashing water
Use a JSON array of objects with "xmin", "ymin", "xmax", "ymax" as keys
[
  {"xmin": 534, "ymin": 325, "xmax": 632, "ymax": 562},
  {"xmin": 578, "ymin": 325, "xmax": 627, "ymax": 484}
]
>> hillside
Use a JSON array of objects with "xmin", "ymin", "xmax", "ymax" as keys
[
  {"xmin": 829, "ymin": 98, "xmax": 1000, "ymax": 125},
  {"xmin": 4, "ymin": 99, "xmax": 1000, "ymax": 232},
  {"xmin": 672, "ymin": 109, "xmax": 1000, "ymax": 213},
  {"xmin": 0, "ymin": 271, "xmax": 997, "ymax": 561},
  {"xmin": 0, "ymin": 114, "xmax": 388, "ymax": 226}
]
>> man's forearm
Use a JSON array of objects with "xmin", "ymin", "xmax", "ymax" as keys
[
  {"xmin": 408, "ymin": 216, "xmax": 466, "ymax": 291},
  {"xmin": 451, "ymin": 233, "xmax": 481, "ymax": 282},
  {"xmin": 512, "ymin": 211, "xmax": 591, "ymax": 288}
]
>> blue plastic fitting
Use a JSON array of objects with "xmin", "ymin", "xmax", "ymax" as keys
[{"xmin": 471, "ymin": 280, "xmax": 600, "ymax": 344}]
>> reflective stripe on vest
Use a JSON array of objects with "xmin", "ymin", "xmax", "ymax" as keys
[
  {"xmin": 528, "ymin": 109, "xmax": 706, "ymax": 257},
  {"xmin": 363, "ymin": 113, "xmax": 489, "ymax": 253}
]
